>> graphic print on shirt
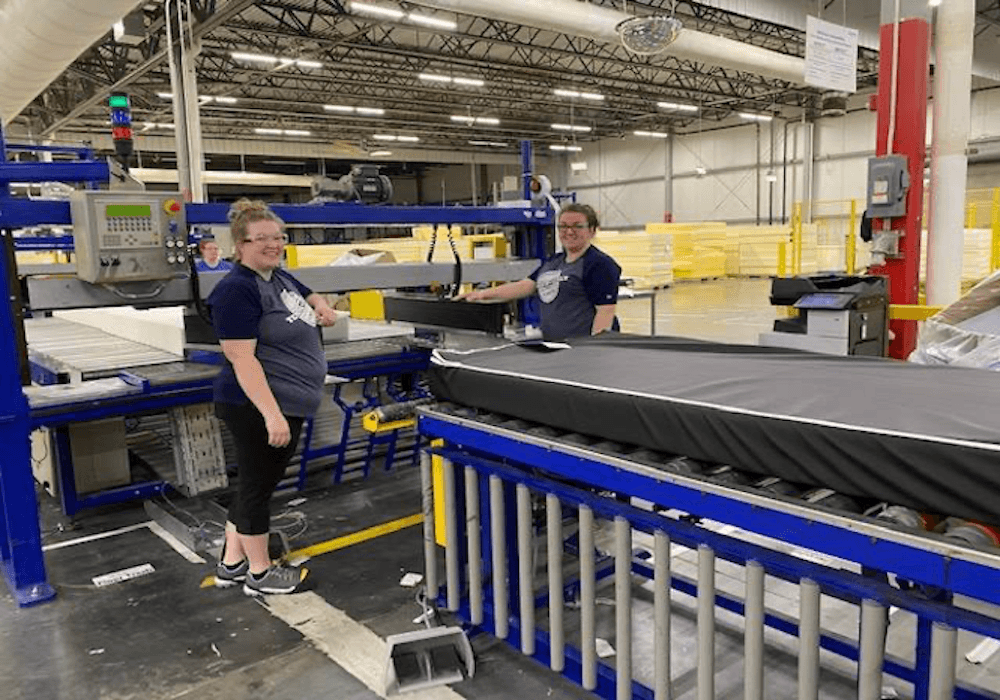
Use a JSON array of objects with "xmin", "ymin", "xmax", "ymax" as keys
[
  {"xmin": 281, "ymin": 288, "xmax": 317, "ymax": 326},
  {"xmin": 536, "ymin": 269, "xmax": 566, "ymax": 304}
]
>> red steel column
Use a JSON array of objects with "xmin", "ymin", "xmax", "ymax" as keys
[{"xmin": 869, "ymin": 15, "xmax": 931, "ymax": 359}]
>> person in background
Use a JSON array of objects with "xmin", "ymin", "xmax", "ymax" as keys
[
  {"xmin": 196, "ymin": 237, "xmax": 234, "ymax": 273},
  {"xmin": 208, "ymin": 199, "xmax": 337, "ymax": 596},
  {"xmin": 460, "ymin": 203, "xmax": 621, "ymax": 340}
]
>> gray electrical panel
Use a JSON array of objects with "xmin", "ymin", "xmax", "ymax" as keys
[
  {"xmin": 866, "ymin": 155, "xmax": 910, "ymax": 218},
  {"xmin": 70, "ymin": 190, "xmax": 188, "ymax": 283}
]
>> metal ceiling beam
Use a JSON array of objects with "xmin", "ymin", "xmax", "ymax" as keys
[{"xmin": 39, "ymin": 0, "xmax": 257, "ymax": 137}]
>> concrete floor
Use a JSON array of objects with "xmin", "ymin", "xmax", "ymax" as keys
[
  {"xmin": 616, "ymin": 278, "xmax": 779, "ymax": 344},
  {"xmin": 4, "ymin": 278, "xmax": 996, "ymax": 700}
]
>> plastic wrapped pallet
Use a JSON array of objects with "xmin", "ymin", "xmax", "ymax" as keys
[{"xmin": 911, "ymin": 269, "xmax": 1000, "ymax": 369}]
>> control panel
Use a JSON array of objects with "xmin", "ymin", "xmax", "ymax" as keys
[{"xmin": 70, "ymin": 191, "xmax": 188, "ymax": 283}]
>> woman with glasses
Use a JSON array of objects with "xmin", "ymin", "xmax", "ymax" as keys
[
  {"xmin": 462, "ymin": 203, "xmax": 621, "ymax": 340},
  {"xmin": 207, "ymin": 199, "xmax": 338, "ymax": 596}
]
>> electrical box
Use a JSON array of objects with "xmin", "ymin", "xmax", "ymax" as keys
[
  {"xmin": 70, "ymin": 190, "xmax": 188, "ymax": 283},
  {"xmin": 866, "ymin": 155, "xmax": 910, "ymax": 218}
]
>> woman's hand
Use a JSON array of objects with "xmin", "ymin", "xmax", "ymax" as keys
[
  {"xmin": 264, "ymin": 411, "xmax": 291, "ymax": 447},
  {"xmin": 314, "ymin": 307, "xmax": 338, "ymax": 326},
  {"xmin": 457, "ymin": 289, "xmax": 489, "ymax": 302}
]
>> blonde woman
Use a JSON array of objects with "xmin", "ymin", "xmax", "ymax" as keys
[{"xmin": 208, "ymin": 199, "xmax": 337, "ymax": 596}]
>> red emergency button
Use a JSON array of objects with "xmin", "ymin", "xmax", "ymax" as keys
[{"xmin": 163, "ymin": 199, "xmax": 182, "ymax": 214}]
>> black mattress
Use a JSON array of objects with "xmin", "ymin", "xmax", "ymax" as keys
[{"xmin": 429, "ymin": 335, "xmax": 1000, "ymax": 524}]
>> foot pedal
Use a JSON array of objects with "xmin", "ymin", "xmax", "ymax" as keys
[{"xmin": 383, "ymin": 626, "xmax": 474, "ymax": 695}]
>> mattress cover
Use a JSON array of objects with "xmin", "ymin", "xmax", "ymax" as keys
[{"xmin": 428, "ymin": 335, "xmax": 1000, "ymax": 524}]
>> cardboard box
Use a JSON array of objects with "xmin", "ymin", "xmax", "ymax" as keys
[{"xmin": 69, "ymin": 418, "xmax": 131, "ymax": 495}]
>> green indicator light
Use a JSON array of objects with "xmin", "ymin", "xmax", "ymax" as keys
[{"xmin": 109, "ymin": 95, "xmax": 130, "ymax": 108}]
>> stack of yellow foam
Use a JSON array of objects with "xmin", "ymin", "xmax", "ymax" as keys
[
  {"xmin": 657, "ymin": 222, "xmax": 727, "ymax": 280},
  {"xmin": 289, "ymin": 226, "xmax": 468, "ymax": 267},
  {"xmin": 731, "ymin": 225, "xmax": 790, "ymax": 276},
  {"xmin": 919, "ymin": 228, "xmax": 993, "ymax": 284},
  {"xmin": 814, "ymin": 220, "xmax": 847, "ymax": 272},
  {"xmin": 595, "ymin": 227, "xmax": 673, "ymax": 289},
  {"xmin": 15, "ymin": 251, "xmax": 64, "ymax": 266},
  {"xmin": 730, "ymin": 224, "xmax": 819, "ymax": 277}
]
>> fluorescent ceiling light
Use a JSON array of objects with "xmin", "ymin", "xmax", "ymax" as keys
[
  {"xmin": 570, "ymin": 161, "xmax": 588, "ymax": 171},
  {"xmin": 355, "ymin": 107, "xmax": 385, "ymax": 116},
  {"xmin": 551, "ymin": 124, "xmax": 591, "ymax": 132},
  {"xmin": 212, "ymin": 96, "xmax": 238, "ymax": 104},
  {"xmin": 451, "ymin": 115, "xmax": 499, "ymax": 125},
  {"xmin": 370, "ymin": 150, "xmax": 393, "ymax": 156},
  {"xmin": 418, "ymin": 73, "xmax": 452, "ymax": 83},
  {"xmin": 549, "ymin": 144, "xmax": 583, "ymax": 152},
  {"xmin": 738, "ymin": 112, "xmax": 773, "ymax": 122},
  {"xmin": 407, "ymin": 12, "xmax": 457, "ymax": 30},
  {"xmin": 929, "ymin": 0, "xmax": 942, "ymax": 6},
  {"xmin": 232, "ymin": 51, "xmax": 280, "ymax": 64},
  {"xmin": 141, "ymin": 122, "xmax": 175, "ymax": 130},
  {"xmin": 350, "ymin": 1, "xmax": 405, "ymax": 19},
  {"xmin": 324, "ymin": 104, "xmax": 355, "ymax": 113},
  {"xmin": 373, "ymin": 134, "xmax": 397, "ymax": 141},
  {"xmin": 658, "ymin": 101, "xmax": 699, "ymax": 113},
  {"xmin": 157, "ymin": 92, "xmax": 173, "ymax": 99},
  {"xmin": 231, "ymin": 52, "xmax": 320, "ymax": 69},
  {"xmin": 634, "ymin": 130, "xmax": 669, "ymax": 139},
  {"xmin": 468, "ymin": 140, "xmax": 507, "ymax": 147},
  {"xmin": 452, "ymin": 77, "xmax": 485, "ymax": 87},
  {"xmin": 396, "ymin": 135, "xmax": 420, "ymax": 142},
  {"xmin": 254, "ymin": 128, "xmax": 311, "ymax": 136},
  {"xmin": 554, "ymin": 89, "xmax": 604, "ymax": 101}
]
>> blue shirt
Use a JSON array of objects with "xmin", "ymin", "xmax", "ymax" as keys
[
  {"xmin": 196, "ymin": 258, "xmax": 234, "ymax": 273},
  {"xmin": 207, "ymin": 264, "xmax": 327, "ymax": 417},
  {"xmin": 530, "ymin": 245, "xmax": 621, "ymax": 340}
]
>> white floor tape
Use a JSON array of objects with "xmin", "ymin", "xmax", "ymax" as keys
[{"xmin": 263, "ymin": 592, "xmax": 465, "ymax": 699}]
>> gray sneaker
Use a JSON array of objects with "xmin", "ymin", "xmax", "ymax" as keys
[
  {"xmin": 215, "ymin": 559, "xmax": 248, "ymax": 588},
  {"xmin": 243, "ymin": 565, "xmax": 309, "ymax": 596}
]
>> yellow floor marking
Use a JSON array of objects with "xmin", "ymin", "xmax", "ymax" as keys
[
  {"xmin": 286, "ymin": 512, "xmax": 422, "ymax": 561},
  {"xmin": 199, "ymin": 513, "xmax": 421, "ymax": 588}
]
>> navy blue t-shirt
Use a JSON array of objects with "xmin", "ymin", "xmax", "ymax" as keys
[
  {"xmin": 529, "ymin": 245, "xmax": 621, "ymax": 340},
  {"xmin": 207, "ymin": 264, "xmax": 327, "ymax": 417}
]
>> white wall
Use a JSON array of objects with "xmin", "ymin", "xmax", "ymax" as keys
[
  {"xmin": 562, "ymin": 89, "xmax": 1000, "ymax": 226},
  {"xmin": 562, "ymin": 136, "xmax": 671, "ymax": 229}
]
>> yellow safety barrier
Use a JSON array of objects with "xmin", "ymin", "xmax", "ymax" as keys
[
  {"xmin": 991, "ymin": 188, "xmax": 1000, "ymax": 273},
  {"xmin": 847, "ymin": 199, "xmax": 858, "ymax": 275},
  {"xmin": 432, "ymin": 439, "xmax": 447, "ymax": 547},
  {"xmin": 889, "ymin": 304, "xmax": 943, "ymax": 321}
]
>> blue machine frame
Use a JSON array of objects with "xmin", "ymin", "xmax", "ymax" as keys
[
  {"xmin": 418, "ymin": 409, "xmax": 1000, "ymax": 700},
  {"xmin": 0, "ymin": 136, "xmax": 553, "ymax": 606}
]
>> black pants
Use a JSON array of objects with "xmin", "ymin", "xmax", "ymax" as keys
[{"xmin": 217, "ymin": 402, "xmax": 304, "ymax": 536}]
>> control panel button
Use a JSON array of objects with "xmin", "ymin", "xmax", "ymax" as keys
[
  {"xmin": 176, "ymin": 254, "xmax": 186, "ymax": 264},
  {"xmin": 163, "ymin": 199, "xmax": 182, "ymax": 214}
]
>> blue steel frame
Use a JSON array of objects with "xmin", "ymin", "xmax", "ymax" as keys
[
  {"xmin": 0, "ymin": 140, "xmax": 550, "ymax": 605},
  {"xmin": 419, "ymin": 412, "xmax": 1000, "ymax": 700}
]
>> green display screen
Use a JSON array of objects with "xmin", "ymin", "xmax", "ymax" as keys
[
  {"xmin": 105, "ymin": 204, "xmax": 151, "ymax": 218},
  {"xmin": 109, "ymin": 95, "xmax": 130, "ymax": 108}
]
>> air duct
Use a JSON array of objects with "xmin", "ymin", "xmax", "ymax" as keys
[
  {"xmin": 0, "ymin": 0, "xmax": 145, "ymax": 124},
  {"xmin": 406, "ymin": 0, "xmax": 806, "ymax": 84}
]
